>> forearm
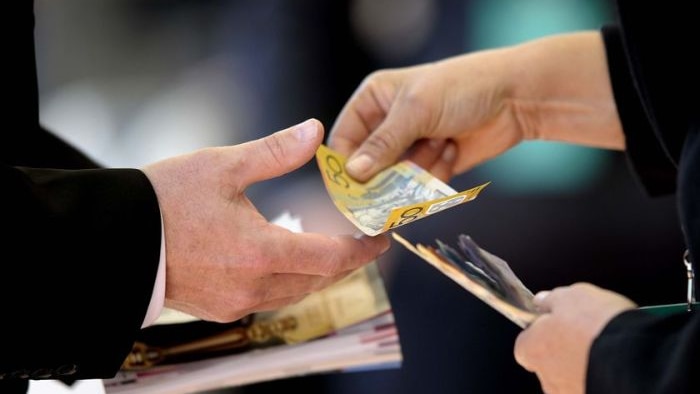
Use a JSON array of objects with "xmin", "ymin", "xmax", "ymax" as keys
[{"xmin": 505, "ymin": 31, "xmax": 625, "ymax": 150}]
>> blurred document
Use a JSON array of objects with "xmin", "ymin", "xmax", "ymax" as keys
[
  {"xmin": 393, "ymin": 232, "xmax": 537, "ymax": 328},
  {"xmin": 104, "ymin": 313, "xmax": 399, "ymax": 394}
]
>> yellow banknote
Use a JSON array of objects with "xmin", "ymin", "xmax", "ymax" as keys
[{"xmin": 316, "ymin": 144, "xmax": 489, "ymax": 235}]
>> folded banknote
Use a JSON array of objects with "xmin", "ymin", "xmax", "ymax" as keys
[{"xmin": 316, "ymin": 144, "xmax": 489, "ymax": 236}]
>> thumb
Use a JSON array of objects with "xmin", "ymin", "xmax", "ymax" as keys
[
  {"xmin": 344, "ymin": 102, "xmax": 424, "ymax": 182},
  {"xmin": 236, "ymin": 118, "xmax": 324, "ymax": 186}
]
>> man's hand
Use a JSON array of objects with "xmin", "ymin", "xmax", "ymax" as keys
[{"xmin": 143, "ymin": 119, "xmax": 390, "ymax": 323}]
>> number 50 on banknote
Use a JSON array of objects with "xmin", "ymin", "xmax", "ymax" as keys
[{"xmin": 316, "ymin": 144, "xmax": 490, "ymax": 236}]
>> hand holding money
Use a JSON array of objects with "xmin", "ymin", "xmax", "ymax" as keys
[{"xmin": 316, "ymin": 144, "xmax": 489, "ymax": 235}]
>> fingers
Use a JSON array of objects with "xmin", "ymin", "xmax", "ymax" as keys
[
  {"xmin": 336, "ymin": 93, "xmax": 436, "ymax": 182},
  {"xmin": 412, "ymin": 139, "xmax": 458, "ymax": 183},
  {"xmin": 532, "ymin": 286, "xmax": 575, "ymax": 313},
  {"xmin": 234, "ymin": 118, "xmax": 324, "ymax": 187},
  {"xmin": 343, "ymin": 108, "xmax": 422, "ymax": 182},
  {"xmin": 329, "ymin": 68, "xmax": 450, "ymax": 182},
  {"xmin": 532, "ymin": 283, "xmax": 608, "ymax": 314},
  {"xmin": 248, "ymin": 295, "xmax": 309, "ymax": 313},
  {"xmin": 514, "ymin": 321, "xmax": 536, "ymax": 372},
  {"xmin": 513, "ymin": 313, "xmax": 553, "ymax": 373},
  {"xmin": 258, "ymin": 271, "xmax": 353, "ymax": 304},
  {"xmin": 262, "ymin": 270, "xmax": 356, "ymax": 307},
  {"xmin": 229, "ymin": 269, "xmax": 359, "ymax": 318},
  {"xmin": 263, "ymin": 229, "xmax": 390, "ymax": 276},
  {"xmin": 165, "ymin": 268, "xmax": 360, "ymax": 323},
  {"xmin": 533, "ymin": 290, "xmax": 552, "ymax": 313},
  {"xmin": 328, "ymin": 77, "xmax": 390, "ymax": 156},
  {"xmin": 406, "ymin": 139, "xmax": 447, "ymax": 168},
  {"xmin": 515, "ymin": 290, "xmax": 555, "ymax": 371}
]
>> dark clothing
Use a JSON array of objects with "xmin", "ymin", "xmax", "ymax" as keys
[
  {"xmin": 591, "ymin": 0, "xmax": 700, "ymax": 393},
  {"xmin": 0, "ymin": 1, "xmax": 162, "ymax": 392}
]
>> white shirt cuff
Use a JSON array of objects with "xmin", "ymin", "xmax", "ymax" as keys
[{"xmin": 141, "ymin": 218, "xmax": 167, "ymax": 328}]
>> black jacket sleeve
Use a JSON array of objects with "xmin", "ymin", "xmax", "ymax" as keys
[
  {"xmin": 0, "ymin": 0, "xmax": 163, "ymax": 387},
  {"xmin": 600, "ymin": 25, "xmax": 677, "ymax": 196},
  {"xmin": 0, "ymin": 166, "xmax": 162, "ymax": 380},
  {"xmin": 588, "ymin": 1, "xmax": 700, "ymax": 393},
  {"xmin": 588, "ymin": 309, "xmax": 700, "ymax": 393}
]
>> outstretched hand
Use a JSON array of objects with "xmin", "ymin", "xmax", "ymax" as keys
[{"xmin": 143, "ymin": 119, "xmax": 390, "ymax": 323}]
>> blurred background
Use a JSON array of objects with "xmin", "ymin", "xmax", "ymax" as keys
[{"xmin": 35, "ymin": 0, "xmax": 685, "ymax": 393}]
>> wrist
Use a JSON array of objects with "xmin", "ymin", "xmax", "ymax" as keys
[{"xmin": 504, "ymin": 31, "xmax": 624, "ymax": 149}]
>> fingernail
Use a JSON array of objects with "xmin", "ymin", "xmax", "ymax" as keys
[
  {"xmin": 353, "ymin": 232, "xmax": 391, "ymax": 254},
  {"xmin": 441, "ymin": 143, "xmax": 456, "ymax": 162},
  {"xmin": 346, "ymin": 153, "xmax": 374, "ymax": 175},
  {"xmin": 294, "ymin": 119, "xmax": 319, "ymax": 142},
  {"xmin": 380, "ymin": 238, "xmax": 391, "ymax": 253},
  {"xmin": 533, "ymin": 291, "xmax": 550, "ymax": 305}
]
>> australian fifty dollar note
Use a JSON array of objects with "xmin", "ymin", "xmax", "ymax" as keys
[{"xmin": 316, "ymin": 144, "xmax": 490, "ymax": 236}]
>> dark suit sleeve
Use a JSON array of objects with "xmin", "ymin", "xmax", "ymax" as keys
[
  {"xmin": 0, "ymin": 0, "xmax": 163, "ymax": 386},
  {"xmin": 587, "ymin": 310, "xmax": 700, "ymax": 393},
  {"xmin": 600, "ymin": 25, "xmax": 677, "ymax": 196},
  {"xmin": 588, "ymin": 1, "xmax": 700, "ymax": 393},
  {"xmin": 0, "ymin": 165, "xmax": 162, "ymax": 381},
  {"xmin": 3, "ymin": 124, "xmax": 101, "ymax": 170}
]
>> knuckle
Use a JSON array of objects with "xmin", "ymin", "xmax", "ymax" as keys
[
  {"xmin": 317, "ymin": 261, "xmax": 337, "ymax": 278},
  {"xmin": 362, "ymin": 70, "xmax": 386, "ymax": 87},
  {"xmin": 513, "ymin": 338, "xmax": 530, "ymax": 368},
  {"xmin": 365, "ymin": 130, "xmax": 400, "ymax": 153},
  {"xmin": 213, "ymin": 312, "xmax": 236, "ymax": 324},
  {"xmin": 549, "ymin": 285, "xmax": 568, "ymax": 297},
  {"xmin": 572, "ymin": 281, "xmax": 593, "ymax": 290},
  {"xmin": 210, "ymin": 306, "xmax": 242, "ymax": 324},
  {"xmin": 401, "ymin": 87, "xmax": 433, "ymax": 118},
  {"xmin": 326, "ymin": 253, "xmax": 361, "ymax": 276},
  {"xmin": 238, "ymin": 288, "xmax": 267, "ymax": 310},
  {"xmin": 312, "ymin": 252, "xmax": 342, "ymax": 278},
  {"xmin": 263, "ymin": 133, "xmax": 286, "ymax": 168}
]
